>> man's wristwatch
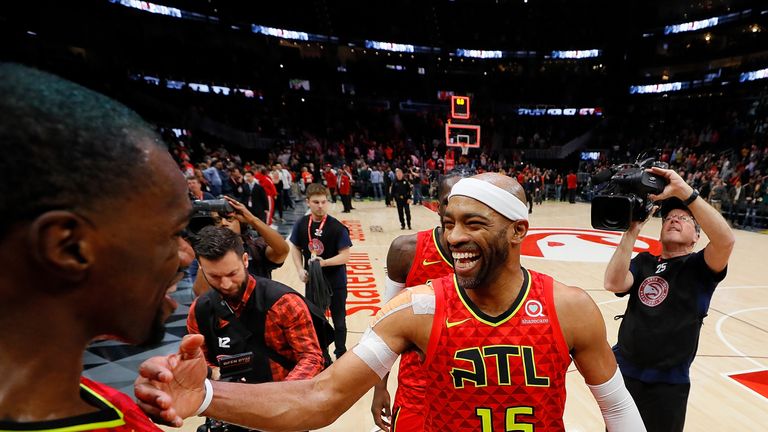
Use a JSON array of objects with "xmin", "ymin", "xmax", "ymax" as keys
[{"xmin": 682, "ymin": 189, "xmax": 699, "ymax": 206}]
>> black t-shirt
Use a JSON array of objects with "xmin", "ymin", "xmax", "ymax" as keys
[
  {"xmin": 290, "ymin": 214, "xmax": 352, "ymax": 288},
  {"xmin": 245, "ymin": 234, "xmax": 281, "ymax": 279},
  {"xmin": 616, "ymin": 250, "xmax": 726, "ymax": 372}
]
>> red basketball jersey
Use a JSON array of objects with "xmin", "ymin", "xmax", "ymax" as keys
[
  {"xmin": 81, "ymin": 377, "xmax": 162, "ymax": 431},
  {"xmin": 404, "ymin": 227, "xmax": 453, "ymax": 288},
  {"xmin": 394, "ymin": 227, "xmax": 453, "ymax": 412},
  {"xmin": 423, "ymin": 271, "xmax": 571, "ymax": 431}
]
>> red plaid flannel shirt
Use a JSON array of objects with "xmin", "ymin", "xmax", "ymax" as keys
[{"xmin": 187, "ymin": 275, "xmax": 324, "ymax": 381}]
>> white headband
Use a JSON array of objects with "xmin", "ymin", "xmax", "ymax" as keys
[{"xmin": 448, "ymin": 178, "xmax": 529, "ymax": 221}]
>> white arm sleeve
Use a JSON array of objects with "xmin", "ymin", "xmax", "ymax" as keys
[
  {"xmin": 587, "ymin": 368, "xmax": 647, "ymax": 432},
  {"xmin": 352, "ymin": 328, "xmax": 398, "ymax": 378},
  {"xmin": 383, "ymin": 276, "xmax": 406, "ymax": 303}
]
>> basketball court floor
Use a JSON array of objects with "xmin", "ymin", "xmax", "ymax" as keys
[{"xmin": 94, "ymin": 197, "xmax": 766, "ymax": 431}]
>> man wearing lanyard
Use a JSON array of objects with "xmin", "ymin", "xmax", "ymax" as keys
[{"xmin": 289, "ymin": 183, "xmax": 353, "ymax": 360}]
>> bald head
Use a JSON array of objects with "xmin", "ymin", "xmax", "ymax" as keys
[
  {"xmin": 471, "ymin": 173, "xmax": 528, "ymax": 206},
  {"xmin": 447, "ymin": 173, "xmax": 530, "ymax": 224}
]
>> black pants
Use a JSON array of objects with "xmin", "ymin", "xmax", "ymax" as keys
[
  {"xmin": 329, "ymin": 285, "xmax": 348, "ymax": 358},
  {"xmin": 329, "ymin": 187, "xmax": 337, "ymax": 203},
  {"xmin": 340, "ymin": 193, "xmax": 352, "ymax": 212},
  {"xmin": 568, "ymin": 188, "xmax": 576, "ymax": 203},
  {"xmin": 281, "ymin": 188, "xmax": 294, "ymax": 209},
  {"xmin": 396, "ymin": 199, "xmax": 411, "ymax": 228},
  {"xmin": 274, "ymin": 188, "xmax": 284, "ymax": 219},
  {"xmin": 624, "ymin": 375, "xmax": 690, "ymax": 432},
  {"xmin": 525, "ymin": 190, "xmax": 533, "ymax": 213}
]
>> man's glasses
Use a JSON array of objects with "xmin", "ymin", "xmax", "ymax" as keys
[{"xmin": 663, "ymin": 214, "xmax": 695, "ymax": 224}]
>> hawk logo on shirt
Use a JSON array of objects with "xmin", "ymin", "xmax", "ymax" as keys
[
  {"xmin": 309, "ymin": 238, "xmax": 325, "ymax": 256},
  {"xmin": 638, "ymin": 276, "xmax": 669, "ymax": 307}
]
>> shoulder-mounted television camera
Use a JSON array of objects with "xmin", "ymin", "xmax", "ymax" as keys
[
  {"xmin": 590, "ymin": 156, "xmax": 668, "ymax": 231},
  {"xmin": 188, "ymin": 199, "xmax": 234, "ymax": 234}
]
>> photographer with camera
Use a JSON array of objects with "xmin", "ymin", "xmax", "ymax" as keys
[
  {"xmin": 187, "ymin": 226, "xmax": 325, "ymax": 431},
  {"xmin": 192, "ymin": 196, "xmax": 290, "ymax": 297},
  {"xmin": 604, "ymin": 166, "xmax": 735, "ymax": 432}
]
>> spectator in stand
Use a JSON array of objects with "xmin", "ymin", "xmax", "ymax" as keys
[
  {"xmin": 203, "ymin": 161, "xmax": 223, "ymax": 196},
  {"xmin": 567, "ymin": 170, "xmax": 578, "ymax": 204},
  {"xmin": 555, "ymin": 174, "xmax": 564, "ymax": 202},
  {"xmin": 358, "ymin": 163, "xmax": 372, "ymax": 199},
  {"xmin": 214, "ymin": 160, "xmax": 228, "ymax": 194},
  {"xmin": 410, "ymin": 167, "xmax": 423, "ymax": 205},
  {"xmin": 730, "ymin": 179, "xmax": 747, "ymax": 227},
  {"xmin": 709, "ymin": 178, "xmax": 727, "ymax": 214},
  {"xmin": 384, "ymin": 165, "xmax": 395, "ymax": 207},
  {"xmin": 276, "ymin": 163, "xmax": 294, "ymax": 210},
  {"xmin": 255, "ymin": 166, "xmax": 278, "ymax": 227},
  {"xmin": 270, "ymin": 164, "xmax": 284, "ymax": 223},
  {"xmin": 324, "ymin": 165, "xmax": 338, "ymax": 203},
  {"xmin": 194, "ymin": 167, "xmax": 213, "ymax": 194},
  {"xmin": 339, "ymin": 164, "xmax": 354, "ymax": 213},
  {"xmin": 743, "ymin": 179, "xmax": 762, "ymax": 228},
  {"xmin": 243, "ymin": 171, "xmax": 268, "ymax": 224},
  {"xmin": 371, "ymin": 165, "xmax": 384, "ymax": 201},
  {"xmin": 311, "ymin": 163, "xmax": 323, "ymax": 187},
  {"xmin": 188, "ymin": 176, "xmax": 215, "ymax": 201},
  {"xmin": 225, "ymin": 166, "xmax": 245, "ymax": 199},
  {"xmin": 524, "ymin": 175, "xmax": 536, "ymax": 214},
  {"xmin": 300, "ymin": 166, "xmax": 313, "ymax": 195}
]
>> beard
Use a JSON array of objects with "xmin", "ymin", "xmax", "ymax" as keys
[
  {"xmin": 457, "ymin": 226, "xmax": 509, "ymax": 291},
  {"xmin": 218, "ymin": 274, "xmax": 249, "ymax": 302}
]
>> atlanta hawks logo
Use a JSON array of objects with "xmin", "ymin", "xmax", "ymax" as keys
[
  {"xmin": 521, "ymin": 228, "xmax": 662, "ymax": 263},
  {"xmin": 309, "ymin": 238, "xmax": 325, "ymax": 256},
  {"xmin": 638, "ymin": 276, "xmax": 669, "ymax": 307}
]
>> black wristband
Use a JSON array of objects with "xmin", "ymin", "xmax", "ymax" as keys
[{"xmin": 682, "ymin": 189, "xmax": 699, "ymax": 206}]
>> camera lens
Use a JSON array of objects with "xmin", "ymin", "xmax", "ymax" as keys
[{"xmin": 591, "ymin": 196, "xmax": 632, "ymax": 231}]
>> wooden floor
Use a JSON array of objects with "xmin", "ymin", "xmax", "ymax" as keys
[{"xmin": 168, "ymin": 199, "xmax": 768, "ymax": 431}]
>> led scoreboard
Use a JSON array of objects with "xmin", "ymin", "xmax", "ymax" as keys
[{"xmin": 451, "ymin": 95, "xmax": 470, "ymax": 120}]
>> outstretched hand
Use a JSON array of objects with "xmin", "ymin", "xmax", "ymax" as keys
[{"xmin": 134, "ymin": 334, "xmax": 209, "ymax": 427}]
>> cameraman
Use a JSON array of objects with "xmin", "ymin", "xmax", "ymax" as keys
[
  {"xmin": 193, "ymin": 196, "xmax": 289, "ymax": 297},
  {"xmin": 187, "ymin": 227, "xmax": 324, "ymax": 430},
  {"xmin": 604, "ymin": 166, "xmax": 735, "ymax": 432}
]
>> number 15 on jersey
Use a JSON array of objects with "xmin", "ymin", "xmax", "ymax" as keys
[{"xmin": 476, "ymin": 406, "xmax": 535, "ymax": 432}]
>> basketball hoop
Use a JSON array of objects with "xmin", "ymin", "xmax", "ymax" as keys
[{"xmin": 460, "ymin": 143, "xmax": 470, "ymax": 156}]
